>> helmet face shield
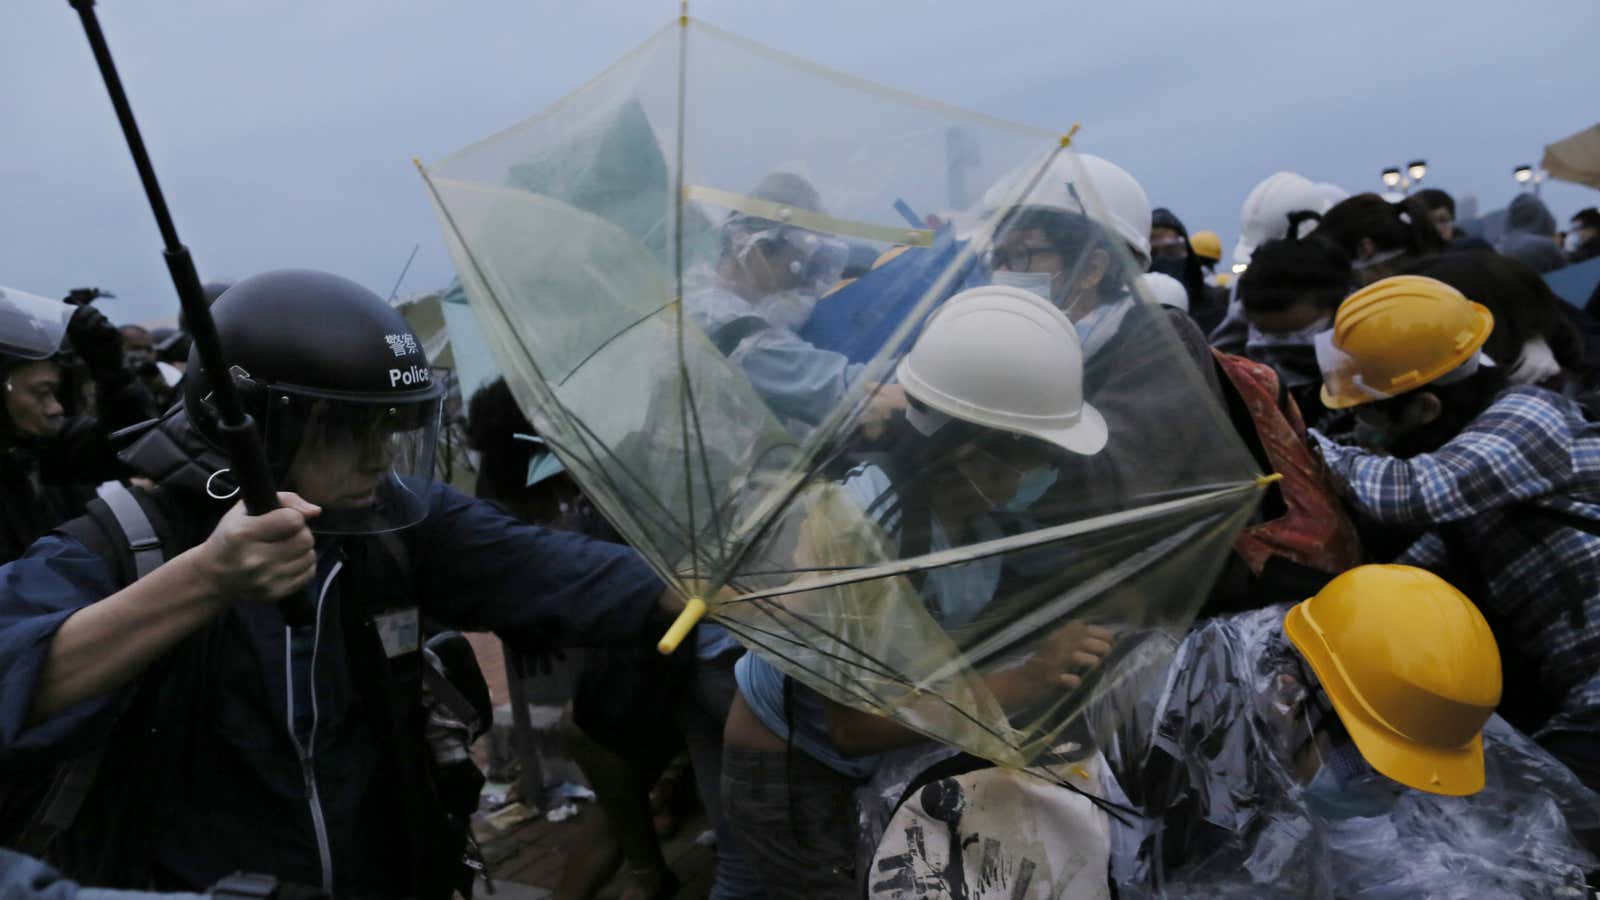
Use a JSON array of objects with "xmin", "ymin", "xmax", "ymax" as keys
[
  {"xmin": 0, "ymin": 285, "xmax": 73, "ymax": 361},
  {"xmin": 265, "ymin": 386, "xmax": 444, "ymax": 534},
  {"xmin": 725, "ymin": 219, "xmax": 850, "ymax": 295}
]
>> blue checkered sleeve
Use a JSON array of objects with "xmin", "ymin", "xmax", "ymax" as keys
[{"xmin": 1310, "ymin": 390, "xmax": 1580, "ymax": 528}]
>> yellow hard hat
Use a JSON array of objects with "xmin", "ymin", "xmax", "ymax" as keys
[
  {"xmin": 1190, "ymin": 230, "xmax": 1223, "ymax": 262},
  {"xmin": 1283, "ymin": 565, "xmax": 1501, "ymax": 796},
  {"xmin": 1316, "ymin": 275, "xmax": 1494, "ymax": 410}
]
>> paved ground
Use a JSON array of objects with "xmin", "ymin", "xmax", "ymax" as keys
[
  {"xmin": 465, "ymin": 632, "xmax": 717, "ymax": 899},
  {"xmin": 474, "ymin": 801, "xmax": 716, "ymax": 899}
]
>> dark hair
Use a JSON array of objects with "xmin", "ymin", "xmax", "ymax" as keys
[
  {"xmin": 1413, "ymin": 188, "xmax": 1456, "ymax": 219},
  {"xmin": 1313, "ymin": 193, "xmax": 1446, "ymax": 259},
  {"xmin": 1574, "ymin": 208, "xmax": 1600, "ymax": 232},
  {"xmin": 1365, "ymin": 364, "xmax": 1508, "ymax": 458},
  {"xmin": 1236, "ymin": 234, "xmax": 1353, "ymax": 315},
  {"xmin": 995, "ymin": 206, "xmax": 1128, "ymax": 303},
  {"xmin": 1409, "ymin": 250, "xmax": 1583, "ymax": 372},
  {"xmin": 465, "ymin": 378, "xmax": 538, "ymax": 505}
]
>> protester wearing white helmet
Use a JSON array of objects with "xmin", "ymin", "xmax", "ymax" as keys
[
  {"xmin": 977, "ymin": 152, "xmax": 1224, "ymax": 513},
  {"xmin": 722, "ymin": 285, "xmax": 1113, "ymax": 900},
  {"xmin": 1140, "ymin": 272, "xmax": 1190, "ymax": 314},
  {"xmin": 1232, "ymin": 171, "xmax": 1332, "ymax": 268},
  {"xmin": 1211, "ymin": 171, "xmax": 1337, "ymax": 352},
  {"xmin": 980, "ymin": 153, "xmax": 1153, "ymax": 358}
]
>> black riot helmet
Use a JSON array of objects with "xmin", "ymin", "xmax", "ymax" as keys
[{"xmin": 183, "ymin": 269, "xmax": 445, "ymax": 534}]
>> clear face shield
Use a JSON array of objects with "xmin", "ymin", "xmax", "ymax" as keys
[
  {"xmin": 1314, "ymin": 331, "xmax": 1492, "ymax": 410},
  {"xmin": 725, "ymin": 218, "xmax": 850, "ymax": 299},
  {"xmin": 0, "ymin": 285, "xmax": 73, "ymax": 361},
  {"xmin": 264, "ymin": 386, "xmax": 445, "ymax": 534}
]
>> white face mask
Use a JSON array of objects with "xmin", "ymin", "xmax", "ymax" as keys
[
  {"xmin": 1565, "ymin": 231, "xmax": 1585, "ymax": 253},
  {"xmin": 991, "ymin": 270, "xmax": 1056, "ymax": 302},
  {"xmin": 1245, "ymin": 315, "xmax": 1333, "ymax": 349}
]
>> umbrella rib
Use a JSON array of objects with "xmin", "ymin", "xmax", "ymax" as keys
[
  {"xmin": 551, "ymin": 299, "xmax": 677, "ymax": 389},
  {"xmin": 719, "ymin": 483, "xmax": 1257, "ymax": 606},
  {"xmin": 672, "ymin": 14, "xmax": 699, "ymax": 585},
  {"xmin": 725, "ymin": 611, "xmax": 1024, "ymax": 752}
]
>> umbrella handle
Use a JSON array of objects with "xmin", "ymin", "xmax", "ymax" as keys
[{"xmin": 657, "ymin": 597, "xmax": 707, "ymax": 655}]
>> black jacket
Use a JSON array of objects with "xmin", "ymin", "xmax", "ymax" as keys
[{"xmin": 0, "ymin": 373, "xmax": 156, "ymax": 565}]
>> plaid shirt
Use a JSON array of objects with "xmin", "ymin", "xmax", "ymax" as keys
[{"xmin": 1311, "ymin": 386, "xmax": 1600, "ymax": 739}]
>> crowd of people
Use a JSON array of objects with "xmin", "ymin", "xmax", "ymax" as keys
[{"xmin": 2, "ymin": 151, "xmax": 1599, "ymax": 900}]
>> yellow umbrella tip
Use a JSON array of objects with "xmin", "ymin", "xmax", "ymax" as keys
[{"xmin": 657, "ymin": 597, "xmax": 708, "ymax": 655}]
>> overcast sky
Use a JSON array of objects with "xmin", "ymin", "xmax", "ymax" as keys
[{"xmin": 4, "ymin": 0, "xmax": 1596, "ymax": 325}]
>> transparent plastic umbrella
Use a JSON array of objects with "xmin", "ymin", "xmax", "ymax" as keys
[{"xmin": 419, "ymin": 16, "xmax": 1267, "ymax": 777}]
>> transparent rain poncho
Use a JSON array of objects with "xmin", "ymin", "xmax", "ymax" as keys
[
  {"xmin": 1105, "ymin": 606, "xmax": 1600, "ymax": 898},
  {"xmin": 419, "ymin": 18, "xmax": 1265, "ymax": 780}
]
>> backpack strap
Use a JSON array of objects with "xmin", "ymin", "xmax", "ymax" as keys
[
  {"xmin": 94, "ymin": 482, "xmax": 166, "ymax": 579},
  {"xmin": 15, "ymin": 484, "xmax": 173, "ymax": 856}
]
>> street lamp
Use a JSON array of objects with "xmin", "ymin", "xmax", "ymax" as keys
[
  {"xmin": 1380, "ymin": 161, "xmax": 1427, "ymax": 194},
  {"xmin": 1514, "ymin": 164, "xmax": 1544, "ymax": 196}
]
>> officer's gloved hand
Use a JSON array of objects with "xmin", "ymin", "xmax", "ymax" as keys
[{"xmin": 66, "ymin": 303, "xmax": 127, "ymax": 381}]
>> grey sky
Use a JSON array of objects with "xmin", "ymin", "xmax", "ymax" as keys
[{"xmin": 3, "ymin": 0, "xmax": 1596, "ymax": 325}]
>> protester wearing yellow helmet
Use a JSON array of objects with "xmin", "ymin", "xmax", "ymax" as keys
[
  {"xmin": 1123, "ymin": 564, "xmax": 1598, "ymax": 895},
  {"xmin": 1189, "ymin": 230, "xmax": 1223, "ymax": 263},
  {"xmin": 1283, "ymin": 565, "xmax": 1500, "ymax": 797},
  {"xmin": 1308, "ymin": 274, "xmax": 1600, "ymax": 793}
]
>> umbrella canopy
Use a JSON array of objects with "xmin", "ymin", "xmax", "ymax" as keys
[
  {"xmin": 1542, "ymin": 123, "xmax": 1600, "ymax": 190},
  {"xmin": 419, "ymin": 17, "xmax": 1266, "ymax": 777}
]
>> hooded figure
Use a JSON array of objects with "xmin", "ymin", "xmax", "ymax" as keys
[
  {"xmin": 1148, "ymin": 208, "xmax": 1225, "ymax": 334},
  {"xmin": 1496, "ymin": 194, "xmax": 1567, "ymax": 274}
]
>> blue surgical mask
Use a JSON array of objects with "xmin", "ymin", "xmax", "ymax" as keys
[
  {"xmin": 1301, "ymin": 741, "xmax": 1403, "ymax": 820},
  {"xmin": 991, "ymin": 270, "xmax": 1056, "ymax": 302},
  {"xmin": 1007, "ymin": 466, "xmax": 1058, "ymax": 512}
]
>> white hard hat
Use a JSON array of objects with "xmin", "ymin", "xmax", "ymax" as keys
[
  {"xmin": 1233, "ymin": 172, "xmax": 1329, "ymax": 266},
  {"xmin": 896, "ymin": 285, "xmax": 1107, "ymax": 456},
  {"xmin": 1140, "ymin": 272, "xmax": 1189, "ymax": 313},
  {"xmin": 983, "ymin": 153, "xmax": 1153, "ymax": 271},
  {"xmin": 1315, "ymin": 182, "xmax": 1351, "ymax": 209}
]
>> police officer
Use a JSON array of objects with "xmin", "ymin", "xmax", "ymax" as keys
[
  {"xmin": 0, "ymin": 286, "xmax": 156, "ymax": 563},
  {"xmin": 0, "ymin": 271, "xmax": 680, "ymax": 898}
]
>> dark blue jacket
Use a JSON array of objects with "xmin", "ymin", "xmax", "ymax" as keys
[
  {"xmin": 0, "ymin": 848, "xmax": 202, "ymax": 899},
  {"xmin": 0, "ymin": 482, "xmax": 666, "ymax": 896}
]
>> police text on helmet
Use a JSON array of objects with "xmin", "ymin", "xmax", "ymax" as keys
[{"xmin": 389, "ymin": 365, "xmax": 431, "ymax": 388}]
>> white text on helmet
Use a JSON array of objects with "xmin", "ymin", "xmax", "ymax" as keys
[{"xmin": 389, "ymin": 365, "xmax": 431, "ymax": 388}]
